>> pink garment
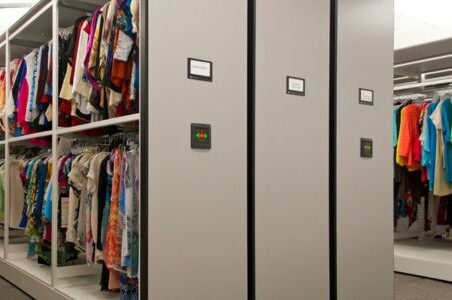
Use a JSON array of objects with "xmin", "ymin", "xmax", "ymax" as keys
[
  {"xmin": 17, "ymin": 77, "xmax": 30, "ymax": 135},
  {"xmin": 16, "ymin": 68, "xmax": 51, "ymax": 147}
]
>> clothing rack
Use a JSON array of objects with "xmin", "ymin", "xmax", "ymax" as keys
[{"xmin": 393, "ymin": 89, "xmax": 451, "ymax": 240}]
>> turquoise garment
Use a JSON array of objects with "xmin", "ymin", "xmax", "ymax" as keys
[
  {"xmin": 427, "ymin": 102, "xmax": 439, "ymax": 191},
  {"xmin": 421, "ymin": 106, "xmax": 430, "ymax": 167},
  {"xmin": 441, "ymin": 99, "xmax": 452, "ymax": 183},
  {"xmin": 44, "ymin": 183, "xmax": 52, "ymax": 221},
  {"xmin": 393, "ymin": 107, "xmax": 398, "ymax": 147},
  {"xmin": 393, "ymin": 105, "xmax": 402, "ymax": 147}
]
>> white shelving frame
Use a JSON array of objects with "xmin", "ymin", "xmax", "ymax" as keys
[{"xmin": 0, "ymin": 0, "xmax": 143, "ymax": 298}]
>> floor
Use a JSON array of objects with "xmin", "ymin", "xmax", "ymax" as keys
[
  {"xmin": 0, "ymin": 276, "xmax": 32, "ymax": 299},
  {"xmin": 0, "ymin": 268, "xmax": 451, "ymax": 299},
  {"xmin": 396, "ymin": 273, "xmax": 452, "ymax": 300}
]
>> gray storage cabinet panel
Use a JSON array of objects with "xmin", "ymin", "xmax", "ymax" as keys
[
  {"xmin": 336, "ymin": 0, "xmax": 394, "ymax": 299},
  {"xmin": 255, "ymin": 0, "xmax": 330, "ymax": 299},
  {"xmin": 147, "ymin": 0, "xmax": 247, "ymax": 299}
]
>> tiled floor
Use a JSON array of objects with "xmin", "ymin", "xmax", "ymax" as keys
[
  {"xmin": 395, "ymin": 273, "xmax": 452, "ymax": 300},
  {"xmin": 0, "ymin": 276, "xmax": 32, "ymax": 300}
]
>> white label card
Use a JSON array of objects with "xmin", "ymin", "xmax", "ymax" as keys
[
  {"xmin": 359, "ymin": 88, "xmax": 374, "ymax": 105},
  {"xmin": 287, "ymin": 76, "xmax": 306, "ymax": 96},
  {"xmin": 188, "ymin": 58, "xmax": 212, "ymax": 81}
]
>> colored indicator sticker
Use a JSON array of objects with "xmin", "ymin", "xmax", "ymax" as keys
[{"xmin": 191, "ymin": 123, "xmax": 211, "ymax": 149}]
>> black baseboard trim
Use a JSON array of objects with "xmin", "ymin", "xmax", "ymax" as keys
[{"xmin": 329, "ymin": 0, "xmax": 338, "ymax": 299}]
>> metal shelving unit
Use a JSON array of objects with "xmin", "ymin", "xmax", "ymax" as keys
[
  {"xmin": 393, "ymin": 39, "xmax": 452, "ymax": 283},
  {"xmin": 0, "ymin": 0, "xmax": 144, "ymax": 299}
]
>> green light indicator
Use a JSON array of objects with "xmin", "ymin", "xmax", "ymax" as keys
[
  {"xmin": 204, "ymin": 134, "xmax": 208, "ymax": 139},
  {"xmin": 196, "ymin": 133, "xmax": 200, "ymax": 138}
]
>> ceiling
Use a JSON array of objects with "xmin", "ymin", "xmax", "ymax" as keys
[{"xmin": 395, "ymin": 0, "xmax": 452, "ymax": 50}]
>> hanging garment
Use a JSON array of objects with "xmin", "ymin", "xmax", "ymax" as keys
[
  {"xmin": 397, "ymin": 104, "xmax": 422, "ymax": 170},
  {"xmin": 86, "ymin": 152, "xmax": 110, "ymax": 264},
  {"xmin": 440, "ymin": 99, "xmax": 452, "ymax": 183},
  {"xmin": 431, "ymin": 100, "xmax": 452, "ymax": 196}
]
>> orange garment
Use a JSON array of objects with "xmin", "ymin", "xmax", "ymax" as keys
[
  {"xmin": 108, "ymin": 269, "xmax": 121, "ymax": 291},
  {"xmin": 397, "ymin": 104, "xmax": 422, "ymax": 170},
  {"xmin": 104, "ymin": 149, "xmax": 122, "ymax": 271},
  {"xmin": 111, "ymin": 58, "xmax": 133, "ymax": 110}
]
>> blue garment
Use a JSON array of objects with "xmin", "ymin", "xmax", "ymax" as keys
[
  {"xmin": 33, "ymin": 161, "xmax": 48, "ymax": 223},
  {"xmin": 12, "ymin": 60, "xmax": 26, "ymax": 137},
  {"xmin": 442, "ymin": 99, "xmax": 452, "ymax": 183},
  {"xmin": 427, "ymin": 102, "xmax": 439, "ymax": 192},
  {"xmin": 18, "ymin": 161, "xmax": 30, "ymax": 228},
  {"xmin": 398, "ymin": 199, "xmax": 407, "ymax": 218},
  {"xmin": 422, "ymin": 107, "xmax": 430, "ymax": 167},
  {"xmin": 120, "ymin": 273, "xmax": 138, "ymax": 300},
  {"xmin": 44, "ymin": 182, "xmax": 52, "ymax": 221}
]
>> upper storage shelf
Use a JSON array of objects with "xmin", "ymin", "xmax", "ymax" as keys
[
  {"xmin": 7, "ymin": 0, "xmax": 107, "ymax": 57},
  {"xmin": 59, "ymin": 0, "xmax": 107, "ymax": 27}
]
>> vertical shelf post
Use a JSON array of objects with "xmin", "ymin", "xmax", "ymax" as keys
[
  {"xmin": 139, "ymin": 0, "xmax": 148, "ymax": 298},
  {"xmin": 50, "ymin": 0, "xmax": 59, "ymax": 288},
  {"xmin": 4, "ymin": 30, "xmax": 10, "ymax": 260}
]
